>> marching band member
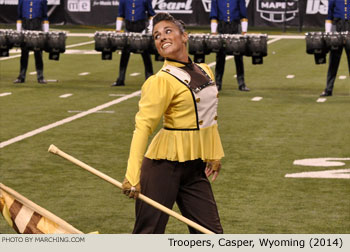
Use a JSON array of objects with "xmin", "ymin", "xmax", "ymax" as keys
[
  {"xmin": 14, "ymin": 0, "xmax": 49, "ymax": 84},
  {"xmin": 321, "ymin": 0, "xmax": 350, "ymax": 96},
  {"xmin": 210, "ymin": 0, "xmax": 250, "ymax": 91},
  {"xmin": 112, "ymin": 0, "xmax": 155, "ymax": 86}
]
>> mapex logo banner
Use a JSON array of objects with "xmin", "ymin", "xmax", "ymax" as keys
[
  {"xmin": 256, "ymin": 0, "xmax": 299, "ymax": 23},
  {"xmin": 67, "ymin": 0, "xmax": 91, "ymax": 12},
  {"xmin": 152, "ymin": 0, "xmax": 193, "ymax": 14}
]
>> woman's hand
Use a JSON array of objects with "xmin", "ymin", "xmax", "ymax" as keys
[
  {"xmin": 205, "ymin": 160, "xmax": 222, "ymax": 182},
  {"xmin": 122, "ymin": 178, "xmax": 141, "ymax": 199}
]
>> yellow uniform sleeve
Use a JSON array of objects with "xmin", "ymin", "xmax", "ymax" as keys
[{"xmin": 125, "ymin": 75, "xmax": 174, "ymax": 186}]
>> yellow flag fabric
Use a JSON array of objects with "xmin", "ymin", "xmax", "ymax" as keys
[{"xmin": 0, "ymin": 184, "xmax": 83, "ymax": 234}]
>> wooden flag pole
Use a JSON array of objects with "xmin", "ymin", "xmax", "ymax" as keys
[
  {"xmin": 0, "ymin": 183, "xmax": 83, "ymax": 234},
  {"xmin": 48, "ymin": 144, "xmax": 214, "ymax": 234}
]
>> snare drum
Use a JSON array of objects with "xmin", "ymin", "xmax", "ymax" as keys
[
  {"xmin": 324, "ymin": 32, "xmax": 343, "ymax": 51},
  {"xmin": 23, "ymin": 31, "xmax": 46, "ymax": 51},
  {"xmin": 224, "ymin": 34, "xmax": 247, "ymax": 56},
  {"xmin": 188, "ymin": 34, "xmax": 206, "ymax": 55},
  {"xmin": 127, "ymin": 32, "xmax": 152, "ymax": 53},
  {"xmin": 305, "ymin": 32, "xmax": 327, "ymax": 54},
  {"xmin": 205, "ymin": 34, "xmax": 222, "ymax": 53}
]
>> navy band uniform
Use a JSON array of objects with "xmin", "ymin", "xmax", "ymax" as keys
[
  {"xmin": 210, "ymin": 0, "xmax": 249, "ymax": 91},
  {"xmin": 321, "ymin": 0, "xmax": 350, "ymax": 96},
  {"xmin": 112, "ymin": 0, "xmax": 155, "ymax": 86},
  {"xmin": 14, "ymin": 0, "xmax": 49, "ymax": 84}
]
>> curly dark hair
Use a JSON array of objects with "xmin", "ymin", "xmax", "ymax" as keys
[{"xmin": 152, "ymin": 12, "xmax": 186, "ymax": 33}]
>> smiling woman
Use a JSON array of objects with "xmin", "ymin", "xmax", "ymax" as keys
[{"xmin": 121, "ymin": 12, "xmax": 224, "ymax": 234}]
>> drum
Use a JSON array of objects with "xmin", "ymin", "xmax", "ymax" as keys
[
  {"xmin": 188, "ymin": 34, "xmax": 206, "ymax": 55},
  {"xmin": 246, "ymin": 35, "xmax": 267, "ymax": 56},
  {"xmin": 342, "ymin": 31, "xmax": 350, "ymax": 51},
  {"xmin": 324, "ymin": 32, "xmax": 343, "ymax": 51},
  {"xmin": 223, "ymin": 34, "xmax": 247, "ymax": 56},
  {"xmin": 127, "ymin": 32, "xmax": 152, "ymax": 53},
  {"xmin": 205, "ymin": 34, "xmax": 222, "ymax": 53},
  {"xmin": 109, "ymin": 32, "xmax": 127, "ymax": 51},
  {"xmin": 7, "ymin": 30, "xmax": 23, "ymax": 47},
  {"xmin": 45, "ymin": 32, "xmax": 66, "ymax": 60},
  {"xmin": 305, "ymin": 32, "xmax": 327, "ymax": 54},
  {"xmin": 0, "ymin": 30, "xmax": 10, "ymax": 57},
  {"xmin": 46, "ymin": 32, "xmax": 66, "ymax": 53},
  {"xmin": 95, "ymin": 32, "xmax": 111, "ymax": 52},
  {"xmin": 23, "ymin": 31, "xmax": 46, "ymax": 51}
]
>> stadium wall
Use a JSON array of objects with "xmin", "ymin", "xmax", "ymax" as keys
[{"xmin": 0, "ymin": 0, "xmax": 328, "ymax": 28}]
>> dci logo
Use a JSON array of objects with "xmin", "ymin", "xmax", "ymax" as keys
[
  {"xmin": 67, "ymin": 0, "xmax": 91, "ymax": 12},
  {"xmin": 256, "ymin": 0, "xmax": 299, "ymax": 23}
]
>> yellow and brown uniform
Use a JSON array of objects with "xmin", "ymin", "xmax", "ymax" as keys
[
  {"xmin": 126, "ymin": 59, "xmax": 224, "ymax": 186},
  {"xmin": 126, "ymin": 58, "xmax": 224, "ymax": 234}
]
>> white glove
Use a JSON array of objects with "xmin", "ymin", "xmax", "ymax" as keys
[
  {"xmin": 16, "ymin": 21, "xmax": 22, "ymax": 32},
  {"xmin": 42, "ymin": 21, "xmax": 49, "ymax": 32},
  {"xmin": 116, "ymin": 18, "xmax": 123, "ymax": 31},
  {"xmin": 147, "ymin": 17, "xmax": 153, "ymax": 34},
  {"xmin": 211, "ymin": 19, "xmax": 218, "ymax": 34},
  {"xmin": 325, "ymin": 20, "xmax": 332, "ymax": 33},
  {"xmin": 241, "ymin": 19, "xmax": 248, "ymax": 34}
]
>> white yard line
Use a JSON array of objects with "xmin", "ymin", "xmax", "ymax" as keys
[
  {"xmin": 109, "ymin": 94, "xmax": 127, "ymax": 97},
  {"xmin": 59, "ymin": 94, "xmax": 73, "ymax": 98},
  {"xmin": 339, "ymin": 75, "xmax": 347, "ymax": 80},
  {"xmin": 317, "ymin": 98, "xmax": 327, "ymax": 103},
  {"xmin": 0, "ymin": 92, "xmax": 12, "ymax": 97},
  {"xmin": 286, "ymin": 75, "xmax": 295, "ymax": 79},
  {"xmin": 65, "ymin": 41, "xmax": 95, "ymax": 49},
  {"xmin": 79, "ymin": 72, "xmax": 90, "ymax": 76},
  {"xmin": 130, "ymin": 72, "xmax": 141, "ymax": 76},
  {"xmin": 68, "ymin": 110, "xmax": 115, "ymax": 114},
  {"xmin": 251, "ymin": 97, "xmax": 263, "ymax": 101},
  {"xmin": 0, "ymin": 90, "xmax": 141, "ymax": 149}
]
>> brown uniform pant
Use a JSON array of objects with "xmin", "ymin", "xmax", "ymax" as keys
[{"xmin": 132, "ymin": 158, "xmax": 223, "ymax": 234}]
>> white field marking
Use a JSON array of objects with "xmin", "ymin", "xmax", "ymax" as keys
[
  {"xmin": 234, "ymin": 74, "xmax": 237, "ymax": 78},
  {"xmin": 0, "ymin": 92, "xmax": 12, "ymax": 97},
  {"xmin": 316, "ymin": 98, "xmax": 327, "ymax": 103},
  {"xmin": 68, "ymin": 110, "xmax": 115, "ymax": 114},
  {"xmin": 251, "ymin": 97, "xmax": 263, "ymax": 101},
  {"xmin": 0, "ymin": 40, "xmax": 95, "ymax": 61},
  {"xmin": 286, "ymin": 75, "xmax": 295, "ymax": 79},
  {"xmin": 208, "ymin": 38, "xmax": 282, "ymax": 68},
  {"xmin": 0, "ymin": 90, "xmax": 141, "ymax": 148},
  {"xmin": 59, "ymin": 94, "xmax": 73, "ymax": 98},
  {"xmin": 67, "ymin": 33, "xmax": 95, "ymax": 37},
  {"xmin": 339, "ymin": 75, "xmax": 347, "ymax": 80},
  {"xmin": 109, "ymin": 94, "xmax": 126, "ymax": 97},
  {"xmin": 293, "ymin": 158, "xmax": 350, "ymax": 167},
  {"xmin": 65, "ymin": 41, "xmax": 94, "ymax": 49},
  {"xmin": 29, "ymin": 71, "xmax": 37, "ymax": 75},
  {"xmin": 65, "ymin": 49, "xmax": 99, "ymax": 55},
  {"xmin": 130, "ymin": 72, "xmax": 141, "ymax": 77},
  {"xmin": 79, "ymin": 72, "xmax": 90, "ymax": 76},
  {"xmin": 285, "ymin": 169, "xmax": 350, "ymax": 179}
]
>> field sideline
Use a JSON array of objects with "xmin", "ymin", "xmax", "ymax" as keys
[{"xmin": 0, "ymin": 28, "xmax": 349, "ymax": 234}]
